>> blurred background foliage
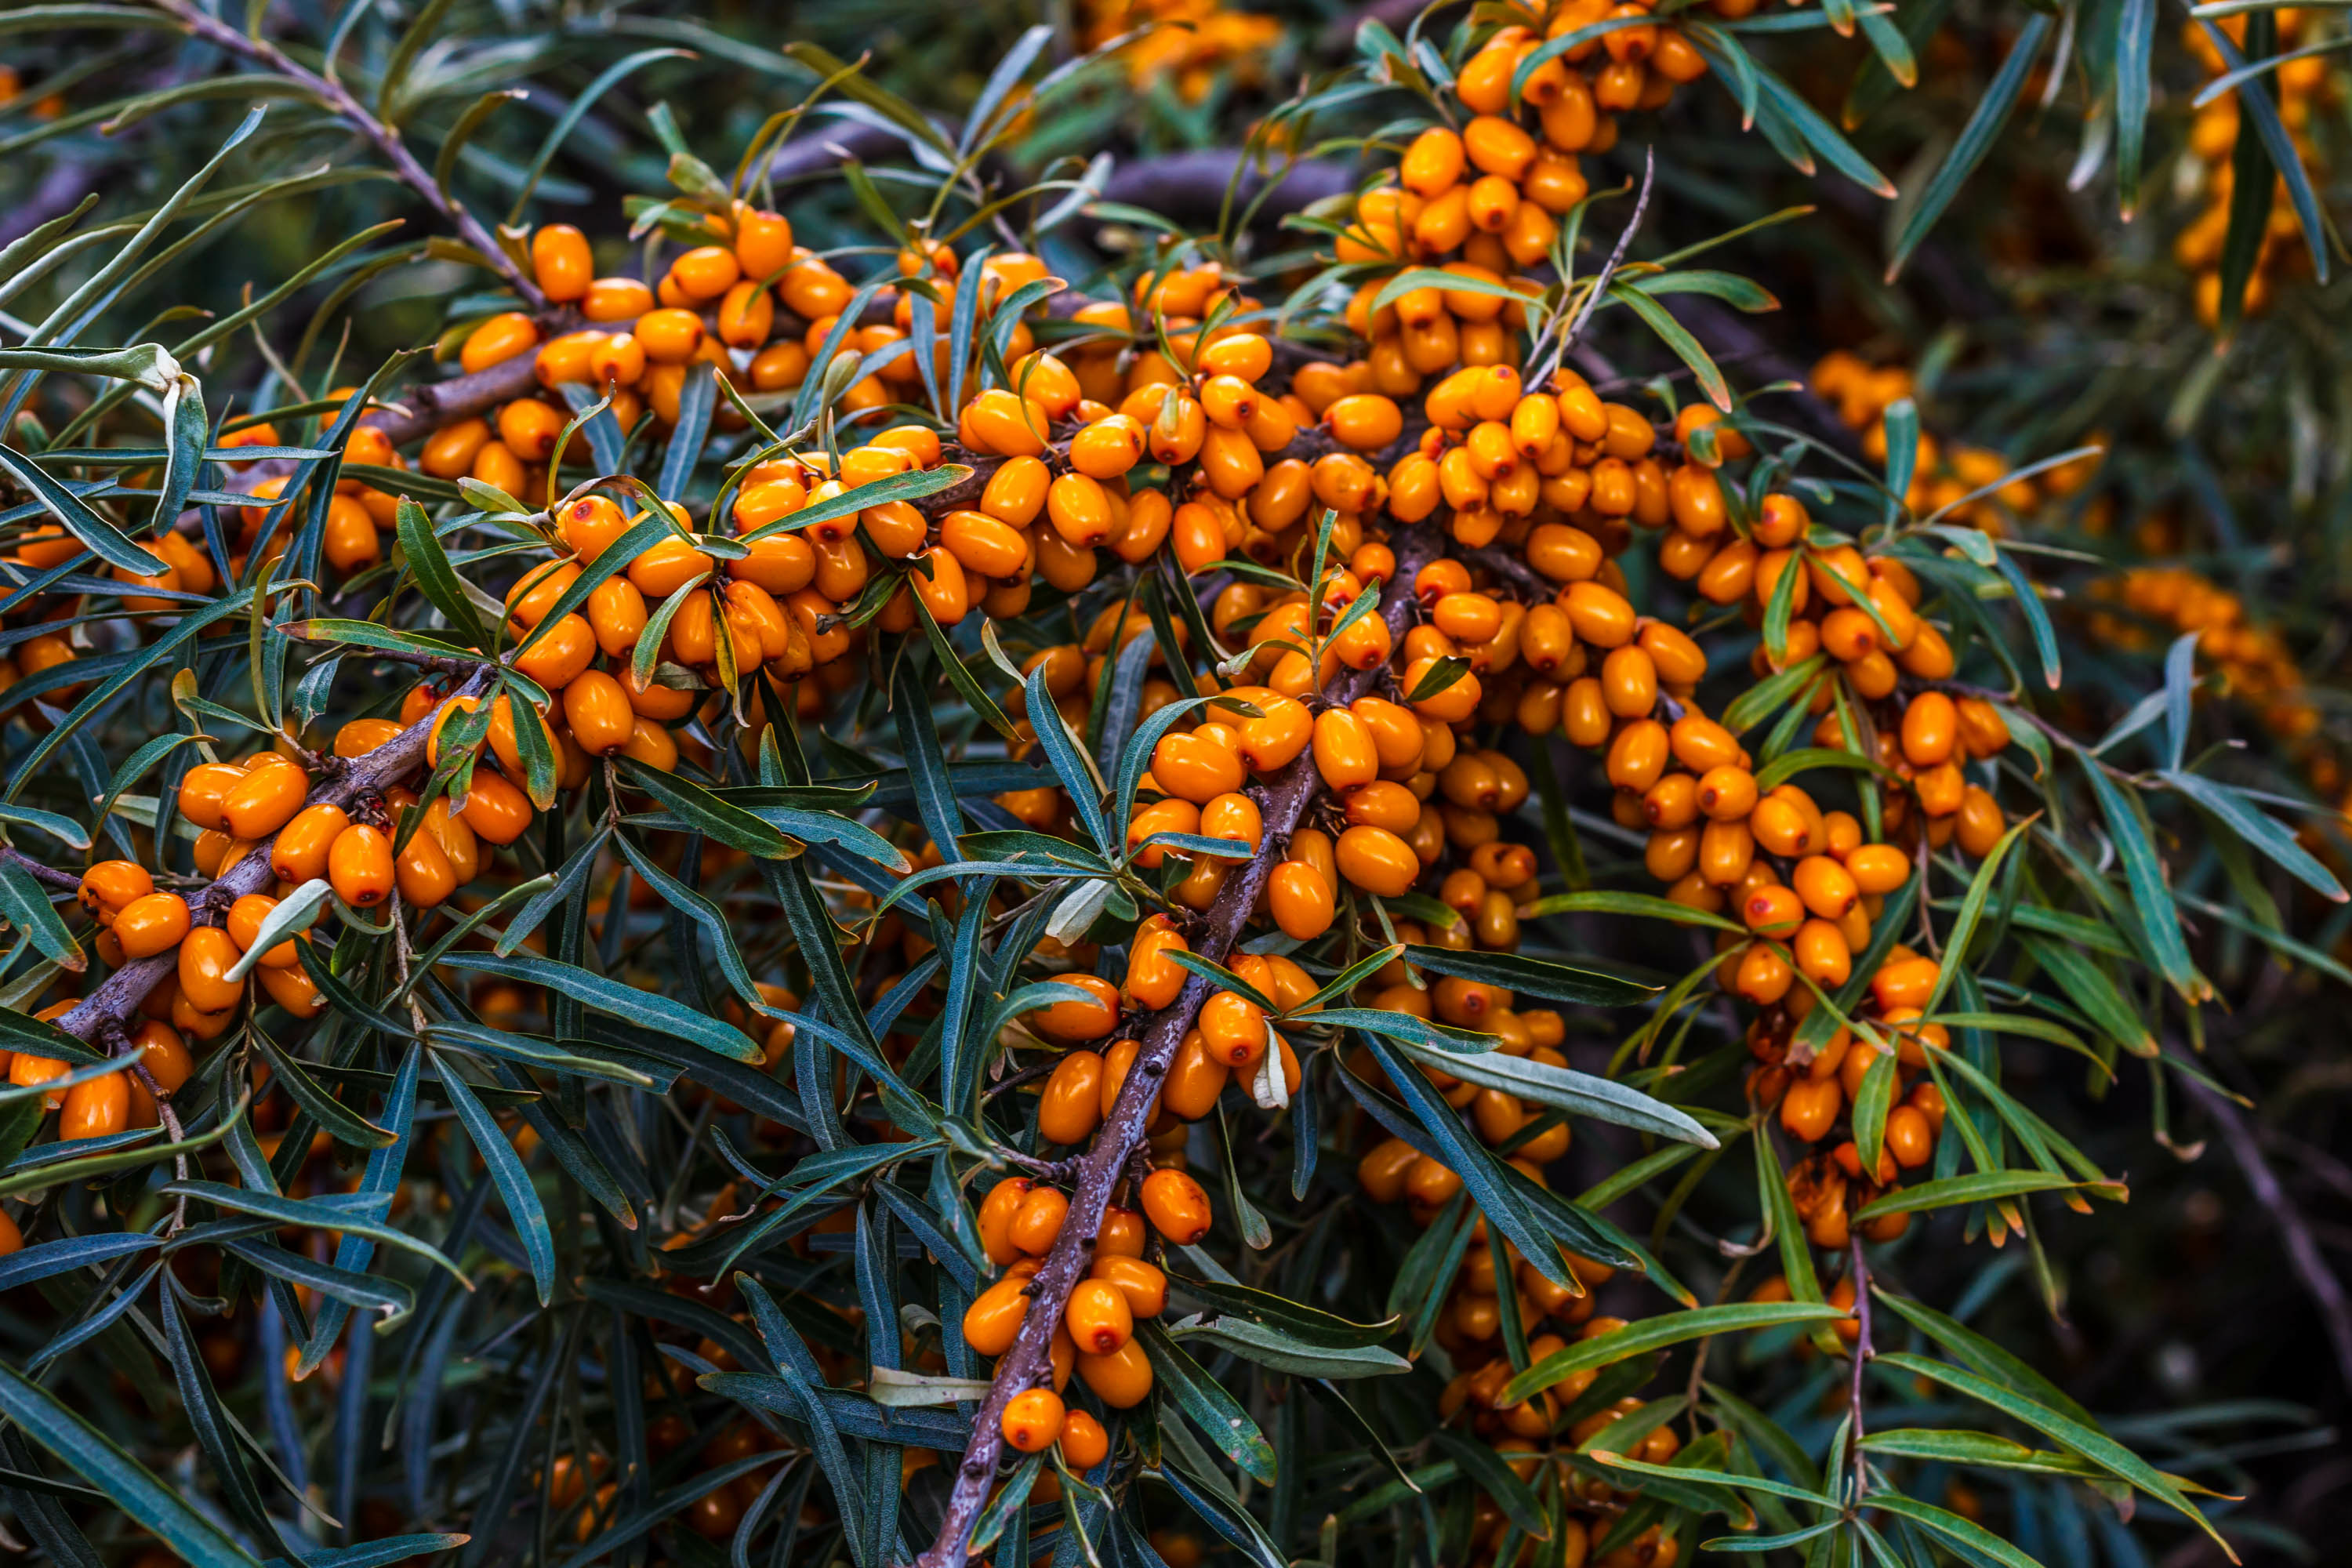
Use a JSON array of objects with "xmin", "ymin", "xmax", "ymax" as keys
[{"xmin": 3, "ymin": 0, "xmax": 2351, "ymax": 1560}]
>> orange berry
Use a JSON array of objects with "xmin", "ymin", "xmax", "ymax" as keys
[{"xmin": 1141, "ymin": 1168, "xmax": 1212, "ymax": 1244}]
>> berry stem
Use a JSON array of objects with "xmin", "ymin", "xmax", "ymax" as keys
[{"xmin": 916, "ymin": 524, "xmax": 1443, "ymax": 1568}]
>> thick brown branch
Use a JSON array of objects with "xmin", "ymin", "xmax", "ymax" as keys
[
  {"xmin": 361, "ymin": 352, "xmax": 548, "ymax": 448},
  {"xmin": 916, "ymin": 526, "xmax": 1443, "ymax": 1568},
  {"xmin": 54, "ymin": 668, "xmax": 492, "ymax": 1044}
]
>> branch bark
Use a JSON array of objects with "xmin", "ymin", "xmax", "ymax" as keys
[
  {"xmin": 54, "ymin": 666, "xmax": 492, "ymax": 1044},
  {"xmin": 916, "ymin": 525, "xmax": 1442, "ymax": 1568},
  {"xmin": 0, "ymin": 846, "xmax": 83, "ymax": 893},
  {"xmin": 360, "ymin": 350, "xmax": 548, "ymax": 448}
]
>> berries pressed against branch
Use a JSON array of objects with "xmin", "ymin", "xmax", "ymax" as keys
[{"xmin": 0, "ymin": 8, "xmax": 2264, "ymax": 1563}]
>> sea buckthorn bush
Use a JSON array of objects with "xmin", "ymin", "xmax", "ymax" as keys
[{"xmin": 0, "ymin": 2, "xmax": 2346, "ymax": 1566}]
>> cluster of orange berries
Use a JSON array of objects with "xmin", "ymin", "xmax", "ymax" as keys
[
  {"xmin": 1139, "ymin": 672, "xmax": 1519, "ymax": 929},
  {"xmin": 1025, "ymin": 938, "xmax": 1309, "ymax": 1139},
  {"xmin": 954, "ymin": 306, "xmax": 1412, "ymax": 581},
  {"xmin": 61, "ymin": 679, "xmax": 599, "ymax": 1110},
  {"xmin": 964, "ymin": 1169, "xmax": 1210, "ymax": 1465},
  {"xmin": 1355, "ymin": 1147, "xmax": 1694, "ymax": 1568},
  {"xmin": 2176, "ymin": 10, "xmax": 2334, "ymax": 325},
  {"xmin": 1336, "ymin": 0, "xmax": 1737, "ymax": 316},
  {"xmin": 1080, "ymin": 0, "xmax": 1285, "ymax": 103},
  {"xmin": 0, "ymin": 995, "xmax": 187, "ymax": 1184},
  {"xmin": 2089, "ymin": 564, "xmax": 2327, "ymax": 769},
  {"xmin": 78, "ymin": 67, "xmax": 2068, "ymax": 1559},
  {"xmin": 398, "ymin": 246, "xmax": 1436, "ymax": 707},
  {"xmin": 1809, "ymin": 353, "xmax": 2101, "ymax": 535},
  {"xmin": 428, "ymin": 214, "xmax": 859, "ymax": 504}
]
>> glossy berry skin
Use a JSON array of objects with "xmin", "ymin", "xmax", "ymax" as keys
[
  {"xmin": 530, "ymin": 224, "xmax": 593, "ymax": 301},
  {"xmin": 176, "ymin": 763, "xmax": 245, "ymax": 830},
  {"xmin": 1000, "ymin": 1389, "xmax": 1065, "ymax": 1454},
  {"xmin": 271, "ymin": 804, "xmax": 350, "ymax": 884},
  {"xmin": 962, "ymin": 1276, "xmax": 1032, "ymax": 1357},
  {"xmin": 1076, "ymin": 1339, "xmax": 1154, "ymax": 1408},
  {"xmin": 60, "ymin": 1072, "xmax": 129, "ymax": 1142},
  {"xmin": 328, "ymin": 826, "xmax": 396, "ymax": 908},
  {"xmin": 1267, "ymin": 862, "xmax": 1336, "ymax": 940},
  {"xmin": 976, "ymin": 1178, "xmax": 1033, "ymax": 1266},
  {"xmin": 1058, "ymin": 1409, "xmax": 1110, "ymax": 1470},
  {"xmin": 1141, "ymin": 1168, "xmax": 1212, "ymax": 1245},
  {"xmin": 1064, "ymin": 1279, "xmax": 1134, "ymax": 1355},
  {"xmin": 77, "ymin": 860, "xmax": 152, "ymax": 920},
  {"xmin": 1091, "ymin": 1256, "xmax": 1168, "ymax": 1319},
  {"xmin": 1009, "ymin": 1187, "xmax": 1070, "ymax": 1255},
  {"xmin": 113, "ymin": 893, "xmax": 191, "ymax": 959},
  {"xmin": 1039, "ymin": 1051, "xmax": 1105, "ymax": 1145},
  {"xmin": 176, "ymin": 927, "xmax": 243, "ymax": 1014}
]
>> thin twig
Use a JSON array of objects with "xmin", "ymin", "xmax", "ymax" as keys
[
  {"xmin": 0, "ymin": 846, "xmax": 82, "ymax": 892},
  {"xmin": 1532, "ymin": 147, "xmax": 1653, "ymax": 390},
  {"xmin": 147, "ymin": 0, "xmax": 546, "ymax": 310},
  {"xmin": 2184, "ymin": 1070, "xmax": 2352, "ymax": 1398},
  {"xmin": 100, "ymin": 1018, "xmax": 190, "ymax": 1229}
]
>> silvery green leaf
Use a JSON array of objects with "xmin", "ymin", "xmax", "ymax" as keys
[
  {"xmin": 1167, "ymin": 1314, "xmax": 1412, "ymax": 1379},
  {"xmin": 1045, "ymin": 878, "xmax": 1114, "ymax": 944}
]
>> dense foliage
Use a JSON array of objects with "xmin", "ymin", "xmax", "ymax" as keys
[{"xmin": 0, "ymin": 1, "xmax": 2344, "ymax": 1566}]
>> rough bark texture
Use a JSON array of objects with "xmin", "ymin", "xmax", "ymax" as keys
[{"xmin": 916, "ymin": 524, "xmax": 1443, "ymax": 1568}]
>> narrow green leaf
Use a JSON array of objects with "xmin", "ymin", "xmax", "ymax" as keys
[
  {"xmin": 1866, "ymin": 1494, "xmax": 2047, "ymax": 1568},
  {"xmin": 1887, "ymin": 14, "xmax": 2051, "ymax": 278},
  {"xmin": 1498, "ymin": 1304, "xmax": 1845, "ymax": 1404},
  {"xmin": 2163, "ymin": 771, "xmax": 2346, "ymax": 901},
  {"xmin": 1399, "ymin": 944, "xmax": 1657, "ymax": 1007},
  {"xmin": 2081, "ymin": 763, "xmax": 2203, "ymax": 999},
  {"xmin": 0, "ymin": 1359, "xmax": 256, "ymax": 1567},
  {"xmin": 432, "ymin": 1051, "xmax": 555, "ymax": 1305},
  {"xmin": 1136, "ymin": 1322, "xmax": 1276, "ymax": 1483},
  {"xmin": 394, "ymin": 497, "xmax": 492, "ymax": 652},
  {"xmin": 437, "ymin": 949, "xmax": 758, "ymax": 1061},
  {"xmin": 1852, "ymin": 1171, "xmax": 2087, "ymax": 1219},
  {"xmin": 1609, "ymin": 285, "xmax": 1729, "ymax": 410},
  {"xmin": 0, "ymin": 444, "xmax": 165, "ymax": 574}
]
